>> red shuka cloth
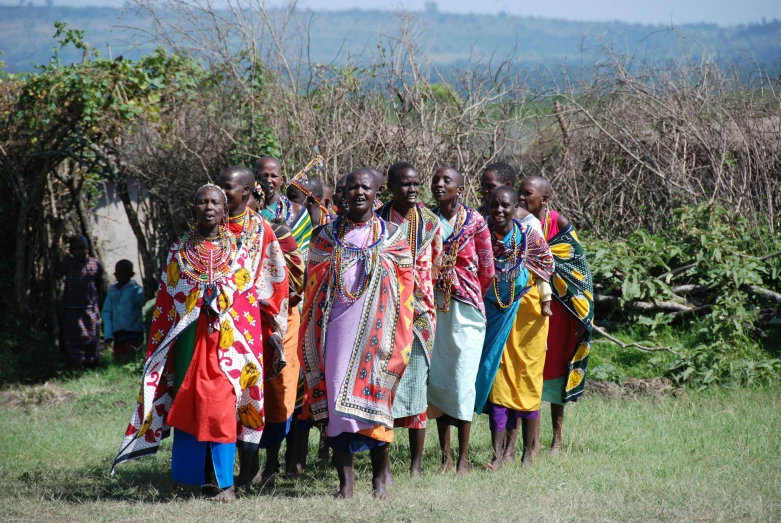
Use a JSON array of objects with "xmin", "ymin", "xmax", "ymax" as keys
[{"xmin": 166, "ymin": 314, "xmax": 238, "ymax": 443}]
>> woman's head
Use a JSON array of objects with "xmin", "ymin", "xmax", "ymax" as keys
[
  {"xmin": 388, "ymin": 161, "xmax": 420, "ymax": 208},
  {"xmin": 518, "ymin": 176, "xmax": 551, "ymax": 216},
  {"xmin": 333, "ymin": 174, "xmax": 348, "ymax": 216},
  {"xmin": 489, "ymin": 186, "xmax": 518, "ymax": 231},
  {"xmin": 194, "ymin": 183, "xmax": 228, "ymax": 234},
  {"xmin": 431, "ymin": 166, "xmax": 464, "ymax": 205},
  {"xmin": 344, "ymin": 168, "xmax": 378, "ymax": 221}
]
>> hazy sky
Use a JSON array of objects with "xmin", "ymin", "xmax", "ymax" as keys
[{"xmin": 32, "ymin": 0, "xmax": 781, "ymax": 26}]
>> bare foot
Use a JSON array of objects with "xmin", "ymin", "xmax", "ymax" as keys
[
  {"xmin": 521, "ymin": 450, "xmax": 533, "ymax": 468},
  {"xmin": 550, "ymin": 443, "xmax": 561, "ymax": 456},
  {"xmin": 286, "ymin": 462, "xmax": 304, "ymax": 477},
  {"xmin": 541, "ymin": 301, "xmax": 553, "ymax": 317},
  {"xmin": 253, "ymin": 473, "xmax": 276, "ymax": 491},
  {"xmin": 372, "ymin": 475, "xmax": 390, "ymax": 500},
  {"xmin": 210, "ymin": 485, "xmax": 236, "ymax": 502},
  {"xmin": 531, "ymin": 442, "xmax": 542, "ymax": 458},
  {"xmin": 335, "ymin": 483, "xmax": 354, "ymax": 499},
  {"xmin": 439, "ymin": 456, "xmax": 453, "ymax": 473},
  {"xmin": 372, "ymin": 483, "xmax": 390, "ymax": 500},
  {"xmin": 410, "ymin": 464, "xmax": 422, "ymax": 479},
  {"xmin": 455, "ymin": 457, "xmax": 469, "ymax": 477},
  {"xmin": 502, "ymin": 451, "xmax": 515, "ymax": 464}
]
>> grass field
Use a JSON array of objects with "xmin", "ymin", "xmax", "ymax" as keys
[{"xmin": 0, "ymin": 363, "xmax": 779, "ymax": 522}]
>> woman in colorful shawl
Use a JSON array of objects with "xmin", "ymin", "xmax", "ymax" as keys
[
  {"xmin": 519, "ymin": 176, "xmax": 594, "ymax": 454},
  {"xmin": 254, "ymin": 156, "xmax": 314, "ymax": 258},
  {"xmin": 474, "ymin": 187, "xmax": 554, "ymax": 470},
  {"xmin": 427, "ymin": 166, "xmax": 495, "ymax": 476},
  {"xmin": 301, "ymin": 168, "xmax": 414, "ymax": 499},
  {"xmin": 219, "ymin": 169, "xmax": 303, "ymax": 489},
  {"xmin": 378, "ymin": 161, "xmax": 442, "ymax": 479},
  {"xmin": 111, "ymin": 183, "xmax": 289, "ymax": 502}
]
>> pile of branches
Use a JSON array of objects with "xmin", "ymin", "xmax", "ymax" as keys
[
  {"xmin": 588, "ymin": 202, "xmax": 781, "ymax": 386},
  {"xmin": 523, "ymin": 37, "xmax": 781, "ymax": 235}
]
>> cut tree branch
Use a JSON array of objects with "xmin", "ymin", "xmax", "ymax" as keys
[
  {"xmin": 592, "ymin": 324, "xmax": 675, "ymax": 353},
  {"xmin": 595, "ymin": 295, "xmax": 695, "ymax": 312}
]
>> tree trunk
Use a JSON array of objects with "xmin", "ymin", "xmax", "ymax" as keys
[{"xmin": 14, "ymin": 164, "xmax": 50, "ymax": 316}]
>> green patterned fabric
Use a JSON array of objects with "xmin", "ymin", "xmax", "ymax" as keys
[{"xmin": 548, "ymin": 223, "xmax": 594, "ymax": 402}]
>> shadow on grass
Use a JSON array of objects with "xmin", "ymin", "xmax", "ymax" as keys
[{"xmin": 13, "ymin": 451, "xmax": 361, "ymax": 503}]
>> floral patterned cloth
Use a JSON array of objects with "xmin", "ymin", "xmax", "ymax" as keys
[
  {"xmin": 433, "ymin": 203, "xmax": 495, "ymax": 316},
  {"xmin": 111, "ymin": 213, "xmax": 289, "ymax": 472},
  {"xmin": 300, "ymin": 218, "xmax": 415, "ymax": 429}
]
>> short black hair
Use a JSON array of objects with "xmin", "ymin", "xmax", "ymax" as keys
[
  {"xmin": 490, "ymin": 184, "xmax": 518, "ymax": 204},
  {"xmin": 387, "ymin": 161, "xmax": 417, "ymax": 188},
  {"xmin": 116, "ymin": 259, "xmax": 134, "ymax": 272},
  {"xmin": 485, "ymin": 162, "xmax": 517, "ymax": 186}
]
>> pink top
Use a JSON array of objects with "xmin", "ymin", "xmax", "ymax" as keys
[
  {"xmin": 436, "ymin": 204, "xmax": 495, "ymax": 316},
  {"xmin": 543, "ymin": 209, "xmax": 561, "ymax": 242}
]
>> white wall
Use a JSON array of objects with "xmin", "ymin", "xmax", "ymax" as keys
[{"xmin": 91, "ymin": 181, "xmax": 146, "ymax": 286}]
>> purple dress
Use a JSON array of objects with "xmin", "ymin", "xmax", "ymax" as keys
[{"xmin": 324, "ymin": 221, "xmax": 388, "ymax": 452}]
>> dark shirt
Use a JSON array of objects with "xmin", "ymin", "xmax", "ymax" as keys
[{"xmin": 58, "ymin": 256, "xmax": 104, "ymax": 309}]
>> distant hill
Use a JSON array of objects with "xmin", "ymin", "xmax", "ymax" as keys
[{"xmin": 1, "ymin": 5, "xmax": 780, "ymax": 73}]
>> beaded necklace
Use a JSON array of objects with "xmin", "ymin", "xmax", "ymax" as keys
[
  {"xmin": 332, "ymin": 215, "xmax": 386, "ymax": 304},
  {"xmin": 390, "ymin": 204, "xmax": 419, "ymax": 261},
  {"xmin": 176, "ymin": 224, "xmax": 237, "ymax": 285},
  {"xmin": 228, "ymin": 208, "xmax": 250, "ymax": 231},
  {"xmin": 436, "ymin": 202, "xmax": 469, "ymax": 313},
  {"xmin": 490, "ymin": 219, "xmax": 527, "ymax": 309},
  {"xmin": 542, "ymin": 207, "xmax": 551, "ymax": 240}
]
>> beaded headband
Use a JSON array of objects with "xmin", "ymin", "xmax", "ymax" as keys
[
  {"xmin": 194, "ymin": 182, "xmax": 228, "ymax": 207},
  {"xmin": 290, "ymin": 155, "xmax": 325, "ymax": 204}
]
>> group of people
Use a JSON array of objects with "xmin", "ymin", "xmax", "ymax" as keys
[{"xmin": 106, "ymin": 156, "xmax": 594, "ymax": 501}]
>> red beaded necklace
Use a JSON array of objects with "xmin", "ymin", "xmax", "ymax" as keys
[{"xmin": 177, "ymin": 225, "xmax": 237, "ymax": 285}]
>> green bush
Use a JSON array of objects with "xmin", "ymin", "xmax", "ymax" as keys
[{"xmin": 587, "ymin": 202, "xmax": 781, "ymax": 388}]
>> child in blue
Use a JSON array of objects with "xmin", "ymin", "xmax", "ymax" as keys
[{"xmin": 102, "ymin": 260, "xmax": 145, "ymax": 362}]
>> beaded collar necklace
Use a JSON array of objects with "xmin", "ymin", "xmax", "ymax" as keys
[
  {"xmin": 332, "ymin": 215, "xmax": 386, "ymax": 304},
  {"xmin": 489, "ymin": 219, "xmax": 527, "ymax": 309},
  {"xmin": 176, "ymin": 225, "xmax": 237, "ymax": 286}
]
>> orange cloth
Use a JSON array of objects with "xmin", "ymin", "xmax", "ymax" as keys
[
  {"xmin": 358, "ymin": 425, "xmax": 395, "ymax": 443},
  {"xmin": 264, "ymin": 306, "xmax": 301, "ymax": 423},
  {"xmin": 167, "ymin": 315, "xmax": 237, "ymax": 443}
]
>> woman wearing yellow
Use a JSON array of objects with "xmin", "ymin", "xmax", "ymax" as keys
[{"xmin": 474, "ymin": 186, "xmax": 554, "ymax": 469}]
